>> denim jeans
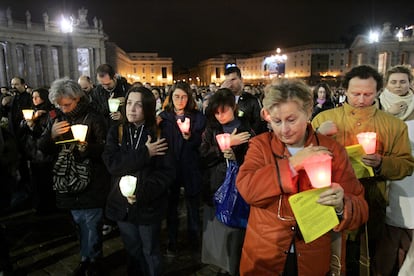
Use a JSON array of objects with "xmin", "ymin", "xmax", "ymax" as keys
[
  {"xmin": 117, "ymin": 221, "xmax": 162, "ymax": 276},
  {"xmin": 71, "ymin": 208, "xmax": 103, "ymax": 261}
]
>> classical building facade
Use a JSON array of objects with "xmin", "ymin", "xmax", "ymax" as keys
[
  {"xmin": 284, "ymin": 44, "xmax": 349, "ymax": 81},
  {"xmin": 0, "ymin": 7, "xmax": 107, "ymax": 88},
  {"xmin": 194, "ymin": 54, "xmax": 237, "ymax": 86},
  {"xmin": 106, "ymin": 42, "xmax": 173, "ymax": 87},
  {"xmin": 350, "ymin": 22, "xmax": 414, "ymax": 75}
]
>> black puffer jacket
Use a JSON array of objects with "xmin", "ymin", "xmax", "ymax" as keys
[
  {"xmin": 102, "ymin": 123, "xmax": 175, "ymax": 225},
  {"xmin": 38, "ymin": 97, "xmax": 109, "ymax": 209}
]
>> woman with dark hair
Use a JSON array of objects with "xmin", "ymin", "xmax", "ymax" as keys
[
  {"xmin": 311, "ymin": 82, "xmax": 335, "ymax": 119},
  {"xmin": 102, "ymin": 86, "xmax": 175, "ymax": 276},
  {"xmin": 200, "ymin": 88, "xmax": 254, "ymax": 276},
  {"xmin": 159, "ymin": 81, "xmax": 206, "ymax": 255},
  {"xmin": 20, "ymin": 87, "xmax": 56, "ymax": 213}
]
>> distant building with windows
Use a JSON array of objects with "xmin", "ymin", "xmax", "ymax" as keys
[
  {"xmin": 194, "ymin": 54, "xmax": 237, "ymax": 86},
  {"xmin": 0, "ymin": 7, "xmax": 174, "ymax": 88},
  {"xmin": 283, "ymin": 44, "xmax": 349, "ymax": 85},
  {"xmin": 106, "ymin": 42, "xmax": 173, "ymax": 86},
  {"xmin": 350, "ymin": 22, "xmax": 414, "ymax": 75},
  {"xmin": 0, "ymin": 7, "xmax": 107, "ymax": 87}
]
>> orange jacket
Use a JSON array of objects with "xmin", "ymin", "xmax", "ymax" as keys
[{"xmin": 236, "ymin": 125, "xmax": 368, "ymax": 275}]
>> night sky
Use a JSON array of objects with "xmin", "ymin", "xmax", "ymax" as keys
[{"xmin": 1, "ymin": 0, "xmax": 414, "ymax": 69}]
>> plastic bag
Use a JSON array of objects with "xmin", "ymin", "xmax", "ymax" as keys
[{"xmin": 213, "ymin": 160, "xmax": 250, "ymax": 228}]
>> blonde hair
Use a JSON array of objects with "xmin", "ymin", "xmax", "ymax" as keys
[{"xmin": 263, "ymin": 79, "xmax": 313, "ymax": 114}]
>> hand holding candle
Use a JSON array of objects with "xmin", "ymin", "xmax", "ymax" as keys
[
  {"xmin": 108, "ymin": 98, "xmax": 121, "ymax": 113},
  {"xmin": 119, "ymin": 175, "xmax": 137, "ymax": 197},
  {"xmin": 177, "ymin": 117, "xmax": 190, "ymax": 133},
  {"xmin": 22, "ymin": 109, "xmax": 34, "ymax": 120},
  {"xmin": 303, "ymin": 154, "xmax": 332, "ymax": 188},
  {"xmin": 71, "ymin": 124, "xmax": 88, "ymax": 142},
  {"xmin": 357, "ymin": 132, "xmax": 376, "ymax": 154},
  {"xmin": 216, "ymin": 133, "xmax": 231, "ymax": 151},
  {"xmin": 216, "ymin": 133, "xmax": 232, "ymax": 167}
]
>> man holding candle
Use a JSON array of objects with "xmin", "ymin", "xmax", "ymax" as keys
[
  {"xmin": 92, "ymin": 64, "xmax": 130, "ymax": 129},
  {"xmin": 312, "ymin": 65, "xmax": 414, "ymax": 275},
  {"xmin": 236, "ymin": 79, "xmax": 368, "ymax": 275}
]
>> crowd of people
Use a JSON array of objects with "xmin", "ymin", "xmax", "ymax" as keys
[{"xmin": 0, "ymin": 63, "xmax": 414, "ymax": 276}]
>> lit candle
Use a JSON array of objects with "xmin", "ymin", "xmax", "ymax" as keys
[
  {"xmin": 119, "ymin": 175, "xmax": 137, "ymax": 197},
  {"xmin": 177, "ymin": 117, "xmax": 190, "ymax": 133},
  {"xmin": 71, "ymin": 124, "xmax": 88, "ymax": 142},
  {"xmin": 303, "ymin": 154, "xmax": 332, "ymax": 188},
  {"xmin": 22, "ymin": 109, "xmax": 34, "ymax": 120},
  {"xmin": 108, "ymin": 98, "xmax": 121, "ymax": 113},
  {"xmin": 357, "ymin": 132, "xmax": 377, "ymax": 154},
  {"xmin": 216, "ymin": 133, "xmax": 231, "ymax": 151}
]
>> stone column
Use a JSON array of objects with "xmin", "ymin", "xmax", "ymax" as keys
[
  {"xmin": 26, "ymin": 44, "xmax": 37, "ymax": 87},
  {"xmin": 43, "ymin": 45, "xmax": 52, "ymax": 85},
  {"xmin": 8, "ymin": 41, "xmax": 17, "ymax": 77},
  {"xmin": 61, "ymin": 35, "xmax": 71, "ymax": 78},
  {"xmin": 0, "ymin": 45, "xmax": 7, "ymax": 86}
]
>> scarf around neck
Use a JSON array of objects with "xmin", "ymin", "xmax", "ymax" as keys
[{"xmin": 379, "ymin": 88, "xmax": 414, "ymax": 121}]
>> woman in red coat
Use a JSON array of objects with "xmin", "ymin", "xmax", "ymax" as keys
[{"xmin": 236, "ymin": 79, "xmax": 368, "ymax": 275}]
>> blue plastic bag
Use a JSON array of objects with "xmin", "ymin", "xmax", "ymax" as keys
[{"xmin": 213, "ymin": 160, "xmax": 250, "ymax": 228}]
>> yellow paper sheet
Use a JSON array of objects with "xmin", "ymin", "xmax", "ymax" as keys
[
  {"xmin": 288, "ymin": 188, "xmax": 339, "ymax": 243},
  {"xmin": 345, "ymin": 144, "xmax": 374, "ymax": 179}
]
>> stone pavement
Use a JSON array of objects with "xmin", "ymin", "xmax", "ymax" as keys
[{"xmin": 1, "ymin": 209, "xmax": 221, "ymax": 276}]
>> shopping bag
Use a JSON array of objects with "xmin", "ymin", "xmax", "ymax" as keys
[{"xmin": 213, "ymin": 160, "xmax": 249, "ymax": 228}]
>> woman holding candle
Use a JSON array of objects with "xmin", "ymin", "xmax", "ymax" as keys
[
  {"xmin": 20, "ymin": 88, "xmax": 56, "ymax": 213},
  {"xmin": 37, "ymin": 78, "xmax": 108, "ymax": 275},
  {"xmin": 236, "ymin": 79, "xmax": 368, "ymax": 275},
  {"xmin": 199, "ymin": 88, "xmax": 253, "ymax": 276},
  {"xmin": 158, "ymin": 81, "xmax": 206, "ymax": 255},
  {"xmin": 102, "ymin": 86, "xmax": 175, "ymax": 275}
]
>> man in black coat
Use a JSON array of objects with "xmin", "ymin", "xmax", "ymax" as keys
[
  {"xmin": 221, "ymin": 66, "xmax": 267, "ymax": 134},
  {"xmin": 91, "ymin": 64, "xmax": 130, "ymax": 129}
]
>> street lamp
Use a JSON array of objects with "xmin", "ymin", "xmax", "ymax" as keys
[
  {"xmin": 368, "ymin": 30, "xmax": 379, "ymax": 43},
  {"xmin": 60, "ymin": 15, "xmax": 76, "ymax": 79},
  {"xmin": 60, "ymin": 15, "xmax": 74, "ymax": 33}
]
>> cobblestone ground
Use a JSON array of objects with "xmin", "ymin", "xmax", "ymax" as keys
[{"xmin": 1, "ymin": 208, "xmax": 221, "ymax": 276}]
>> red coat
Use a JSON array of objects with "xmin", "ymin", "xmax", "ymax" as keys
[{"xmin": 236, "ymin": 125, "xmax": 368, "ymax": 275}]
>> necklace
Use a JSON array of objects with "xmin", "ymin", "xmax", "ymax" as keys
[{"xmin": 129, "ymin": 125, "xmax": 144, "ymax": 150}]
